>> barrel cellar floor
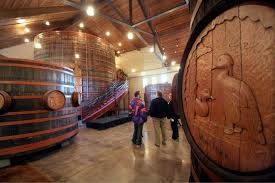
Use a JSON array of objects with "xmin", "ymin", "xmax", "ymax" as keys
[{"xmin": 0, "ymin": 118, "xmax": 191, "ymax": 182}]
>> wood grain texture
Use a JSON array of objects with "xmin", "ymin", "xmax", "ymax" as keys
[
  {"xmin": 33, "ymin": 31, "xmax": 116, "ymax": 120},
  {"xmin": 0, "ymin": 58, "xmax": 79, "ymax": 158},
  {"xmin": 182, "ymin": 3, "xmax": 275, "ymax": 173}
]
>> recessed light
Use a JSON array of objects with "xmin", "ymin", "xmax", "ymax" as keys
[
  {"xmin": 118, "ymin": 42, "xmax": 122, "ymax": 47},
  {"xmin": 105, "ymin": 31, "xmax": 111, "ymax": 36},
  {"xmin": 162, "ymin": 47, "xmax": 165, "ymax": 50},
  {"xmin": 117, "ymin": 51, "xmax": 120, "ymax": 54},
  {"xmin": 79, "ymin": 22, "xmax": 84, "ymax": 28},
  {"xmin": 131, "ymin": 69, "xmax": 136, "ymax": 73},
  {"xmin": 24, "ymin": 27, "xmax": 30, "ymax": 33},
  {"xmin": 176, "ymin": 44, "xmax": 179, "ymax": 47},
  {"xmin": 86, "ymin": 6, "xmax": 95, "ymax": 16},
  {"xmin": 75, "ymin": 53, "xmax": 80, "ymax": 59},
  {"xmin": 174, "ymin": 51, "xmax": 177, "ymax": 53},
  {"xmin": 34, "ymin": 42, "xmax": 42, "ymax": 49},
  {"xmin": 24, "ymin": 38, "xmax": 30, "ymax": 43},
  {"xmin": 127, "ymin": 32, "xmax": 134, "ymax": 40},
  {"xmin": 17, "ymin": 18, "xmax": 26, "ymax": 24},
  {"xmin": 171, "ymin": 61, "xmax": 176, "ymax": 66},
  {"xmin": 163, "ymin": 55, "xmax": 167, "ymax": 60},
  {"xmin": 149, "ymin": 47, "xmax": 154, "ymax": 53},
  {"xmin": 45, "ymin": 21, "xmax": 50, "ymax": 26}
]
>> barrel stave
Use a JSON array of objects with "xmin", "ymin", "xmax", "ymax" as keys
[{"xmin": 0, "ymin": 58, "xmax": 79, "ymax": 158}]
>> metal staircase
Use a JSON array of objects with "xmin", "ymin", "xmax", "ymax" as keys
[{"xmin": 82, "ymin": 80, "xmax": 129, "ymax": 123}]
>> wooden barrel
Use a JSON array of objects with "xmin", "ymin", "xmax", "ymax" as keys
[
  {"xmin": 33, "ymin": 31, "xmax": 116, "ymax": 119},
  {"xmin": 0, "ymin": 58, "xmax": 79, "ymax": 159},
  {"xmin": 171, "ymin": 73, "xmax": 179, "ymax": 114},
  {"xmin": 179, "ymin": 0, "xmax": 275, "ymax": 181},
  {"xmin": 144, "ymin": 83, "xmax": 171, "ymax": 109}
]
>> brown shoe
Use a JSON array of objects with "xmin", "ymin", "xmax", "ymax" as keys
[
  {"xmin": 162, "ymin": 141, "xmax": 166, "ymax": 145},
  {"xmin": 155, "ymin": 144, "xmax": 160, "ymax": 147}
]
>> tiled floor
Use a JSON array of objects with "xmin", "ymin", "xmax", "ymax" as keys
[{"xmin": 0, "ymin": 118, "xmax": 191, "ymax": 182}]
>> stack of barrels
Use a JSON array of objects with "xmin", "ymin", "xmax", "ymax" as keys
[
  {"xmin": 0, "ymin": 58, "xmax": 80, "ymax": 159},
  {"xmin": 34, "ymin": 31, "xmax": 116, "ymax": 119},
  {"xmin": 179, "ymin": 0, "xmax": 275, "ymax": 181}
]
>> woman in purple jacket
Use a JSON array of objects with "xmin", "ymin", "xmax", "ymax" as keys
[{"xmin": 129, "ymin": 91, "xmax": 147, "ymax": 146}]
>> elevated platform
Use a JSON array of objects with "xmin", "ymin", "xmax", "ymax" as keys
[{"xmin": 86, "ymin": 112, "xmax": 131, "ymax": 130}]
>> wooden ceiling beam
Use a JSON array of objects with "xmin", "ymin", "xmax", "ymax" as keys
[
  {"xmin": 0, "ymin": 6, "xmax": 77, "ymax": 19},
  {"xmin": 137, "ymin": 0, "xmax": 164, "ymax": 59},
  {"xmin": 0, "ymin": 19, "xmax": 73, "ymax": 49},
  {"xmin": 105, "ymin": 0, "xmax": 128, "ymax": 22},
  {"xmin": 0, "ymin": 18, "xmax": 73, "ymax": 41},
  {"xmin": 129, "ymin": 0, "xmax": 133, "ymax": 24},
  {"xmin": 104, "ymin": 0, "xmax": 149, "ymax": 47},
  {"xmin": 132, "ymin": 3, "xmax": 188, "ymax": 28}
]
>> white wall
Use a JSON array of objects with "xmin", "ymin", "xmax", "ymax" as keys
[{"xmin": 0, "ymin": 42, "xmax": 34, "ymax": 59}]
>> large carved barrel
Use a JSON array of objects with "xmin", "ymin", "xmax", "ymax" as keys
[
  {"xmin": 33, "ymin": 31, "xmax": 116, "ymax": 119},
  {"xmin": 0, "ymin": 58, "xmax": 79, "ymax": 159},
  {"xmin": 179, "ymin": 0, "xmax": 275, "ymax": 181},
  {"xmin": 144, "ymin": 83, "xmax": 171, "ymax": 109}
]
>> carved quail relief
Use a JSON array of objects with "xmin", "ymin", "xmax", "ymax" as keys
[{"xmin": 183, "ymin": 5, "xmax": 274, "ymax": 172}]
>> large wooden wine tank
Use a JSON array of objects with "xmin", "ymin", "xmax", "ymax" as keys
[
  {"xmin": 144, "ymin": 83, "xmax": 171, "ymax": 109},
  {"xmin": 0, "ymin": 58, "xmax": 79, "ymax": 158},
  {"xmin": 33, "ymin": 31, "xmax": 116, "ymax": 119},
  {"xmin": 179, "ymin": 0, "xmax": 275, "ymax": 181},
  {"xmin": 171, "ymin": 73, "xmax": 179, "ymax": 114}
]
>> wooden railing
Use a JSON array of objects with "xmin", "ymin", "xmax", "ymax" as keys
[{"xmin": 82, "ymin": 80, "xmax": 129, "ymax": 122}]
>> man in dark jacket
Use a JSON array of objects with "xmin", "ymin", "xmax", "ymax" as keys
[
  {"xmin": 149, "ymin": 91, "xmax": 168, "ymax": 147},
  {"xmin": 167, "ymin": 93, "xmax": 179, "ymax": 141}
]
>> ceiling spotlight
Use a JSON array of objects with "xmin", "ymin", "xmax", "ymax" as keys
[
  {"xmin": 149, "ymin": 47, "xmax": 154, "ymax": 53},
  {"xmin": 131, "ymin": 69, "xmax": 136, "ymax": 73},
  {"xmin": 34, "ymin": 42, "xmax": 42, "ymax": 49},
  {"xmin": 174, "ymin": 51, "xmax": 177, "ymax": 53},
  {"xmin": 79, "ymin": 22, "xmax": 84, "ymax": 28},
  {"xmin": 115, "ymin": 65, "xmax": 119, "ymax": 68},
  {"xmin": 86, "ymin": 6, "xmax": 95, "ymax": 16},
  {"xmin": 127, "ymin": 32, "xmax": 134, "ymax": 40},
  {"xmin": 24, "ymin": 38, "xmax": 30, "ymax": 43},
  {"xmin": 105, "ymin": 31, "xmax": 111, "ymax": 36},
  {"xmin": 117, "ymin": 51, "xmax": 120, "ymax": 54},
  {"xmin": 17, "ymin": 18, "xmax": 26, "ymax": 24},
  {"xmin": 75, "ymin": 53, "xmax": 80, "ymax": 59},
  {"xmin": 171, "ymin": 61, "xmax": 176, "ymax": 66},
  {"xmin": 162, "ymin": 47, "xmax": 165, "ymax": 50},
  {"xmin": 176, "ymin": 44, "xmax": 179, "ymax": 47},
  {"xmin": 24, "ymin": 27, "xmax": 30, "ymax": 33},
  {"xmin": 45, "ymin": 21, "xmax": 50, "ymax": 26},
  {"xmin": 118, "ymin": 42, "xmax": 122, "ymax": 47},
  {"xmin": 163, "ymin": 55, "xmax": 167, "ymax": 60}
]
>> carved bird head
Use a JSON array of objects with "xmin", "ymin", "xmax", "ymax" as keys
[
  {"xmin": 199, "ymin": 89, "xmax": 212, "ymax": 101},
  {"xmin": 212, "ymin": 54, "xmax": 234, "ymax": 76}
]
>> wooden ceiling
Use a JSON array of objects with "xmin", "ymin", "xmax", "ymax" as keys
[{"xmin": 0, "ymin": 0, "xmax": 191, "ymax": 64}]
